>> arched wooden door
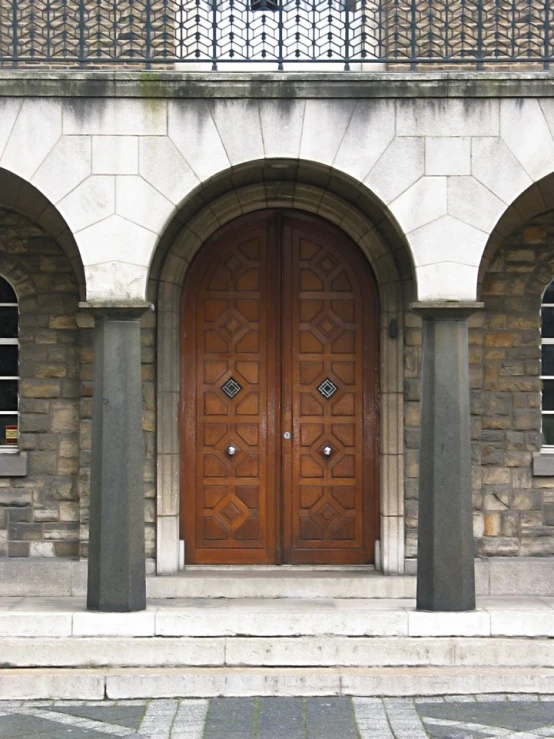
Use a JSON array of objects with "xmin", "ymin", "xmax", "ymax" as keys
[{"xmin": 180, "ymin": 211, "xmax": 379, "ymax": 564}]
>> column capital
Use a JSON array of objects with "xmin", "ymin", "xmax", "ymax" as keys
[
  {"xmin": 411, "ymin": 301, "xmax": 484, "ymax": 320},
  {"xmin": 79, "ymin": 300, "xmax": 153, "ymax": 321}
]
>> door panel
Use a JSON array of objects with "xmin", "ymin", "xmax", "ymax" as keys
[
  {"xmin": 181, "ymin": 210, "xmax": 378, "ymax": 565},
  {"xmin": 181, "ymin": 213, "xmax": 278, "ymax": 563},
  {"xmin": 282, "ymin": 216, "xmax": 377, "ymax": 564}
]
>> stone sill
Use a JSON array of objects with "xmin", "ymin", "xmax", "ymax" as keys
[
  {"xmin": 0, "ymin": 451, "xmax": 27, "ymax": 477},
  {"xmin": 533, "ymin": 451, "xmax": 554, "ymax": 476},
  {"xmin": 0, "ymin": 70, "xmax": 552, "ymax": 99}
]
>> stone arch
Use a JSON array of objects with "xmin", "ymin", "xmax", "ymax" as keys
[
  {"xmin": 478, "ymin": 173, "xmax": 554, "ymax": 297},
  {"xmin": 0, "ymin": 168, "xmax": 85, "ymax": 300},
  {"xmin": 150, "ymin": 160, "xmax": 415, "ymax": 576}
]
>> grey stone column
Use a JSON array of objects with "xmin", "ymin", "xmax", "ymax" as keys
[
  {"xmin": 81, "ymin": 301, "xmax": 152, "ymax": 612},
  {"xmin": 412, "ymin": 301, "xmax": 483, "ymax": 612}
]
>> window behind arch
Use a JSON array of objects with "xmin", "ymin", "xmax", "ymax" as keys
[
  {"xmin": 542, "ymin": 281, "xmax": 554, "ymax": 446},
  {"xmin": 0, "ymin": 277, "xmax": 19, "ymax": 450}
]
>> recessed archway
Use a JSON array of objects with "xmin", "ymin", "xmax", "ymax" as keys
[{"xmin": 150, "ymin": 160, "xmax": 415, "ymax": 575}]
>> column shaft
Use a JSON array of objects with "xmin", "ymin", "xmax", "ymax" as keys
[
  {"xmin": 413, "ymin": 302, "xmax": 482, "ymax": 612},
  {"xmin": 84, "ymin": 303, "xmax": 150, "ymax": 612}
]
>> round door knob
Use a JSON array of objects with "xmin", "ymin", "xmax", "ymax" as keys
[
  {"xmin": 226, "ymin": 445, "xmax": 237, "ymax": 456},
  {"xmin": 322, "ymin": 446, "xmax": 333, "ymax": 457}
]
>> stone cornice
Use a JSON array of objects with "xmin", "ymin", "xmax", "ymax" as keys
[{"xmin": 0, "ymin": 70, "xmax": 552, "ymax": 99}]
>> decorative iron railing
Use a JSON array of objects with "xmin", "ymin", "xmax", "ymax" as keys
[{"xmin": 0, "ymin": 0, "xmax": 552, "ymax": 70}]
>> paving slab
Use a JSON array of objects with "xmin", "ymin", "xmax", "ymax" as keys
[
  {"xmin": 203, "ymin": 697, "xmax": 256, "ymax": 739},
  {"xmin": 256, "ymin": 697, "xmax": 304, "ymax": 739},
  {"xmin": 0, "ymin": 696, "xmax": 551, "ymax": 738},
  {"xmin": 418, "ymin": 700, "xmax": 554, "ymax": 732}
]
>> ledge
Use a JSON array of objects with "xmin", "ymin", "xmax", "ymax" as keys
[
  {"xmin": 0, "ymin": 451, "xmax": 27, "ymax": 477},
  {"xmin": 533, "ymin": 451, "xmax": 554, "ymax": 476},
  {"xmin": 0, "ymin": 70, "xmax": 552, "ymax": 99},
  {"xmin": 411, "ymin": 301, "xmax": 485, "ymax": 320}
]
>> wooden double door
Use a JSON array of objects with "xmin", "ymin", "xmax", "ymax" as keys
[{"xmin": 181, "ymin": 211, "xmax": 379, "ymax": 564}]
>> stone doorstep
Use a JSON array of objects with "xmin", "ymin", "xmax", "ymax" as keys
[
  {"xmin": 0, "ymin": 667, "xmax": 554, "ymax": 700},
  {"xmin": 146, "ymin": 572, "xmax": 417, "ymax": 600},
  {"xmin": 1, "ymin": 558, "xmax": 553, "ymax": 598},
  {"xmin": 2, "ymin": 636, "xmax": 554, "ymax": 669}
]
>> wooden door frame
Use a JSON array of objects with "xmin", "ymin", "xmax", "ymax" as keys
[{"xmin": 179, "ymin": 209, "xmax": 380, "ymax": 565}]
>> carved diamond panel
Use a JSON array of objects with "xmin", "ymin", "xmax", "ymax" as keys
[
  {"xmin": 221, "ymin": 377, "xmax": 242, "ymax": 399},
  {"xmin": 318, "ymin": 378, "xmax": 338, "ymax": 399}
]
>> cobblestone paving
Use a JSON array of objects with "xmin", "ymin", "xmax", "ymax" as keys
[{"xmin": 0, "ymin": 695, "xmax": 553, "ymax": 738}]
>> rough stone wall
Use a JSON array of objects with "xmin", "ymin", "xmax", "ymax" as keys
[
  {"xmin": 0, "ymin": 207, "xmax": 157, "ymax": 560},
  {"xmin": 404, "ymin": 210, "xmax": 554, "ymax": 559},
  {"xmin": 0, "ymin": 209, "xmax": 81, "ymax": 558}
]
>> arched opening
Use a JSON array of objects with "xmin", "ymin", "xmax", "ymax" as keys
[
  {"xmin": 0, "ymin": 168, "xmax": 85, "ymax": 300},
  {"xmin": 0, "ymin": 168, "xmax": 86, "ymax": 560},
  {"xmin": 474, "ymin": 173, "xmax": 554, "ymax": 559},
  {"xmin": 150, "ymin": 160, "xmax": 415, "ymax": 574}
]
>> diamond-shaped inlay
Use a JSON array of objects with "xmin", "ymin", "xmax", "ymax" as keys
[
  {"xmin": 318, "ymin": 378, "xmax": 338, "ymax": 399},
  {"xmin": 317, "ymin": 315, "xmax": 338, "ymax": 336},
  {"xmin": 318, "ymin": 502, "xmax": 339, "ymax": 523},
  {"xmin": 222, "ymin": 377, "xmax": 242, "ymax": 399},
  {"xmin": 318, "ymin": 253, "xmax": 339, "ymax": 275},
  {"xmin": 221, "ymin": 502, "xmax": 242, "ymax": 523},
  {"xmin": 221, "ymin": 314, "xmax": 243, "ymax": 337}
]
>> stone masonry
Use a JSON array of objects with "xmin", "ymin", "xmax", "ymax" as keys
[
  {"xmin": 0, "ymin": 208, "xmax": 81, "ymax": 558},
  {"xmin": 405, "ymin": 210, "xmax": 554, "ymax": 560},
  {"xmin": 0, "ymin": 208, "xmax": 155, "ymax": 559}
]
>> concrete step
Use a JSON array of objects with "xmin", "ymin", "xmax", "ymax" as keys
[
  {"xmin": 146, "ymin": 568, "xmax": 417, "ymax": 599},
  {"xmin": 1, "ymin": 666, "xmax": 554, "ymax": 700},
  {"xmin": 2, "ymin": 635, "xmax": 554, "ymax": 669},
  {"xmin": 2, "ymin": 596, "xmax": 554, "ymax": 699}
]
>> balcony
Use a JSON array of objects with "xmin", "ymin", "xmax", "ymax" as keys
[{"xmin": 0, "ymin": 0, "xmax": 552, "ymax": 70}]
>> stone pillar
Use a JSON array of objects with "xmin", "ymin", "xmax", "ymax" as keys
[
  {"xmin": 81, "ymin": 301, "xmax": 152, "ymax": 612},
  {"xmin": 412, "ymin": 301, "xmax": 483, "ymax": 612}
]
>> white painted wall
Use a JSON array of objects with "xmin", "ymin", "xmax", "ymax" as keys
[{"xmin": 1, "ymin": 95, "xmax": 553, "ymax": 301}]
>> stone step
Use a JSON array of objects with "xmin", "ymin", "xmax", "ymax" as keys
[
  {"xmin": 1, "ymin": 635, "xmax": 554, "ymax": 669},
  {"xmin": 2, "ymin": 596, "xmax": 554, "ymax": 638},
  {"xmin": 1, "ymin": 666, "xmax": 553, "ymax": 700},
  {"xmin": 146, "ymin": 569, "xmax": 417, "ymax": 599}
]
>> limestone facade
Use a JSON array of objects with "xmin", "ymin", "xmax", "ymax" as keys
[{"xmin": 0, "ymin": 73, "xmax": 554, "ymax": 574}]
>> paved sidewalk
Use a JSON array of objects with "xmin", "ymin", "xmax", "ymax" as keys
[{"xmin": 0, "ymin": 695, "xmax": 553, "ymax": 738}]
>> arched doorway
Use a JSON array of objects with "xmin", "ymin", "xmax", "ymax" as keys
[{"xmin": 180, "ymin": 210, "xmax": 379, "ymax": 564}]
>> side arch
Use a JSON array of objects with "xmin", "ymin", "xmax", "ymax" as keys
[
  {"xmin": 478, "ymin": 174, "xmax": 554, "ymax": 295},
  {"xmin": 0, "ymin": 167, "xmax": 85, "ymax": 299}
]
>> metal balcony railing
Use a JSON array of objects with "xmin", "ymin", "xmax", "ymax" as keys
[{"xmin": 0, "ymin": 0, "xmax": 552, "ymax": 70}]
